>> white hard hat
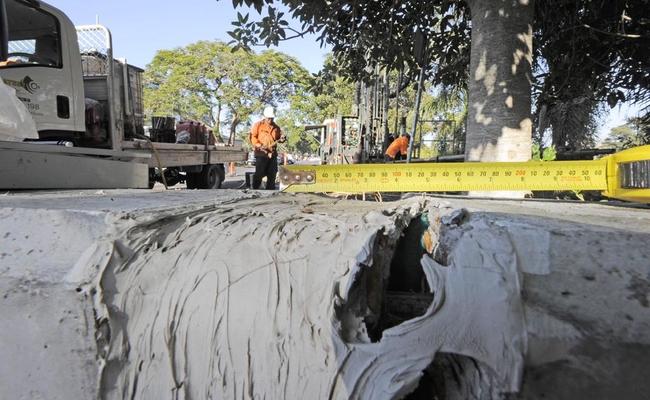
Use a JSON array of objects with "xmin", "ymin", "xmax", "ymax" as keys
[{"xmin": 263, "ymin": 106, "xmax": 276, "ymax": 119}]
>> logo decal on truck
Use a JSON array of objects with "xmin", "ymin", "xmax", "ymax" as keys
[
  {"xmin": 20, "ymin": 76, "xmax": 40, "ymax": 94},
  {"xmin": 4, "ymin": 76, "xmax": 40, "ymax": 94}
]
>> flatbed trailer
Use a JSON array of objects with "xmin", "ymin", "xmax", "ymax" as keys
[{"xmin": 0, "ymin": 138, "xmax": 247, "ymax": 190}]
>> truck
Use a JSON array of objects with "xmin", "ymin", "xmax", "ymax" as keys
[{"xmin": 0, "ymin": 0, "xmax": 247, "ymax": 189}]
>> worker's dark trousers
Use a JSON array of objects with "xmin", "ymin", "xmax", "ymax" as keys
[
  {"xmin": 253, "ymin": 154, "xmax": 278, "ymax": 190},
  {"xmin": 385, "ymin": 153, "xmax": 404, "ymax": 162}
]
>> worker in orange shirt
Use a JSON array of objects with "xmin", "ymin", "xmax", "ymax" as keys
[
  {"xmin": 385, "ymin": 133, "xmax": 410, "ymax": 161},
  {"xmin": 250, "ymin": 106, "xmax": 286, "ymax": 189}
]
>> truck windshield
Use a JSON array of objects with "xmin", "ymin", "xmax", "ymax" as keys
[{"xmin": 0, "ymin": 0, "xmax": 61, "ymax": 69}]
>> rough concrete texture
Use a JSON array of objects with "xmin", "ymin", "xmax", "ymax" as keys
[{"xmin": 0, "ymin": 190, "xmax": 648, "ymax": 399}]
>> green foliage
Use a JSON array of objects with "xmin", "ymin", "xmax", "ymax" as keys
[
  {"xmin": 289, "ymin": 56, "xmax": 355, "ymax": 124},
  {"xmin": 533, "ymin": 0, "xmax": 650, "ymax": 148},
  {"xmin": 225, "ymin": 1, "xmax": 471, "ymax": 87},
  {"xmin": 531, "ymin": 143, "xmax": 557, "ymax": 161},
  {"xmin": 270, "ymin": 55, "xmax": 356, "ymax": 154},
  {"xmin": 144, "ymin": 41, "xmax": 229, "ymax": 125},
  {"xmin": 601, "ymin": 119, "xmax": 650, "ymax": 150},
  {"xmin": 534, "ymin": 0, "xmax": 649, "ymax": 109},
  {"xmin": 533, "ymin": 96, "xmax": 603, "ymax": 150},
  {"xmin": 419, "ymin": 86, "xmax": 467, "ymax": 156},
  {"xmin": 144, "ymin": 41, "xmax": 310, "ymax": 140},
  {"xmin": 225, "ymin": 0, "xmax": 650, "ymax": 153},
  {"xmin": 277, "ymin": 116, "xmax": 320, "ymax": 154}
]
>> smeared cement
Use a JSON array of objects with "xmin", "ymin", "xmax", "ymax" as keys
[{"xmin": 1, "ymin": 190, "xmax": 649, "ymax": 399}]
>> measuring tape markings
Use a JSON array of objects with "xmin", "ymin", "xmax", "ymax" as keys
[
  {"xmin": 279, "ymin": 145, "xmax": 650, "ymax": 202},
  {"xmin": 282, "ymin": 160, "xmax": 608, "ymax": 192}
]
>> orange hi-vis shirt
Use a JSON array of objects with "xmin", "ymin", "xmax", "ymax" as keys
[
  {"xmin": 250, "ymin": 119, "xmax": 282, "ymax": 157},
  {"xmin": 385, "ymin": 136, "xmax": 409, "ymax": 158}
]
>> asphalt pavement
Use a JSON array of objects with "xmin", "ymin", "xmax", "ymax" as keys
[
  {"xmin": 222, "ymin": 165, "xmax": 255, "ymax": 189},
  {"xmin": 151, "ymin": 165, "xmax": 254, "ymax": 191}
]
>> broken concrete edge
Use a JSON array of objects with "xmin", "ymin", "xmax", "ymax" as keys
[
  {"xmin": 1, "ymin": 190, "xmax": 649, "ymax": 399},
  {"xmin": 85, "ymin": 194, "xmax": 524, "ymax": 398},
  {"xmin": 335, "ymin": 202, "xmax": 527, "ymax": 398}
]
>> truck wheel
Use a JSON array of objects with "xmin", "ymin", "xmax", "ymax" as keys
[
  {"xmin": 216, "ymin": 164, "xmax": 225, "ymax": 188},
  {"xmin": 164, "ymin": 167, "xmax": 182, "ymax": 187},
  {"xmin": 200, "ymin": 164, "xmax": 224, "ymax": 189},
  {"xmin": 186, "ymin": 172, "xmax": 200, "ymax": 189},
  {"xmin": 148, "ymin": 168, "xmax": 156, "ymax": 189}
]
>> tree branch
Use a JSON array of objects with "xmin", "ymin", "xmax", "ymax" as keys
[{"xmin": 582, "ymin": 24, "xmax": 645, "ymax": 39}]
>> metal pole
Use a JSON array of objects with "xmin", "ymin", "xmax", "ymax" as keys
[
  {"xmin": 393, "ymin": 68, "xmax": 402, "ymax": 136},
  {"xmin": 381, "ymin": 68, "xmax": 390, "ymax": 152},
  {"xmin": 365, "ymin": 83, "xmax": 372, "ymax": 154},
  {"xmin": 372, "ymin": 68, "xmax": 379, "ymax": 147},
  {"xmin": 406, "ymin": 65, "xmax": 425, "ymax": 163},
  {"xmin": 0, "ymin": 0, "xmax": 8, "ymax": 62}
]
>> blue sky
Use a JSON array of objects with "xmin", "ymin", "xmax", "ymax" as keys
[
  {"xmin": 48, "ymin": 0, "xmax": 329, "ymax": 73},
  {"xmin": 48, "ymin": 0, "xmax": 637, "ymax": 140}
]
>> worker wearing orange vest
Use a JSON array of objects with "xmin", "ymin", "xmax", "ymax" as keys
[
  {"xmin": 385, "ymin": 133, "xmax": 410, "ymax": 161},
  {"xmin": 250, "ymin": 106, "xmax": 286, "ymax": 189}
]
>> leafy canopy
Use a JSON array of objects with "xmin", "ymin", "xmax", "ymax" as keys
[
  {"xmin": 601, "ymin": 118, "xmax": 650, "ymax": 150},
  {"xmin": 224, "ymin": 0, "xmax": 650, "ymax": 151},
  {"xmin": 532, "ymin": 0, "xmax": 650, "ymax": 148},
  {"xmin": 144, "ymin": 40, "xmax": 311, "ymax": 139},
  {"xmin": 225, "ymin": 0, "xmax": 471, "ymax": 87}
]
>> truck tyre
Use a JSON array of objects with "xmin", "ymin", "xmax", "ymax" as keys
[
  {"xmin": 216, "ymin": 164, "xmax": 225, "ymax": 188},
  {"xmin": 163, "ymin": 167, "xmax": 182, "ymax": 187},
  {"xmin": 148, "ymin": 168, "xmax": 156, "ymax": 189},
  {"xmin": 186, "ymin": 172, "xmax": 200, "ymax": 189},
  {"xmin": 200, "ymin": 164, "xmax": 224, "ymax": 189}
]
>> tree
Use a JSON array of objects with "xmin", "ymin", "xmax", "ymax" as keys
[
  {"xmin": 421, "ymin": 85, "xmax": 468, "ymax": 156},
  {"xmin": 601, "ymin": 118, "xmax": 650, "ymax": 150},
  {"xmin": 463, "ymin": 0, "xmax": 534, "ymax": 165},
  {"xmin": 287, "ymin": 55, "xmax": 355, "ymax": 123},
  {"xmin": 145, "ymin": 41, "xmax": 228, "ymax": 126},
  {"xmin": 225, "ymin": 0, "xmax": 650, "ymax": 159},
  {"xmin": 219, "ymin": 49, "xmax": 311, "ymax": 143},
  {"xmin": 226, "ymin": 0, "xmax": 533, "ymax": 169},
  {"xmin": 532, "ymin": 0, "xmax": 650, "ymax": 149},
  {"xmin": 144, "ymin": 41, "xmax": 310, "ymax": 143},
  {"xmin": 227, "ymin": 1, "xmax": 471, "ymax": 87}
]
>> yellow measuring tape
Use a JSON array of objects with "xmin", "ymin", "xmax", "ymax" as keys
[{"xmin": 279, "ymin": 145, "xmax": 650, "ymax": 203}]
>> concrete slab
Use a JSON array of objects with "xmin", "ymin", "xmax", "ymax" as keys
[{"xmin": 0, "ymin": 191, "xmax": 648, "ymax": 399}]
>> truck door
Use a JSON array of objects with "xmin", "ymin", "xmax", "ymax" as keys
[{"xmin": 0, "ymin": 0, "xmax": 85, "ymax": 138}]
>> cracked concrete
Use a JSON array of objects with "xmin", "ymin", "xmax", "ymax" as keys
[{"xmin": 1, "ymin": 190, "xmax": 649, "ymax": 399}]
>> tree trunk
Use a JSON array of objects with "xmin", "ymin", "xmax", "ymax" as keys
[
  {"xmin": 228, "ymin": 114, "xmax": 240, "ymax": 146},
  {"xmin": 465, "ymin": 1, "xmax": 534, "ymax": 169},
  {"xmin": 213, "ymin": 102, "xmax": 222, "ymax": 142}
]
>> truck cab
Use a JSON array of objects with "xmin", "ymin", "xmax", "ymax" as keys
[
  {"xmin": 1, "ymin": 0, "xmax": 144, "ymax": 149},
  {"xmin": 0, "ymin": 0, "xmax": 245, "ymax": 190},
  {"xmin": 0, "ymin": 0, "xmax": 85, "ymax": 136}
]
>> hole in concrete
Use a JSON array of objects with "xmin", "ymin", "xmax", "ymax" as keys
[
  {"xmin": 388, "ymin": 214, "xmax": 430, "ymax": 293},
  {"xmin": 336, "ymin": 214, "xmax": 435, "ymax": 344},
  {"xmin": 335, "ymin": 230, "xmax": 394, "ymax": 344},
  {"xmin": 404, "ymin": 353, "xmax": 497, "ymax": 400},
  {"xmin": 378, "ymin": 214, "xmax": 433, "ymax": 337}
]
